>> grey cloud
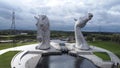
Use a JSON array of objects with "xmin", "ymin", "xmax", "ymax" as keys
[
  {"xmin": 49, "ymin": 20, "xmax": 74, "ymax": 31},
  {"xmin": 0, "ymin": 0, "xmax": 120, "ymax": 32},
  {"xmin": 0, "ymin": 1, "xmax": 23, "ymax": 20},
  {"xmin": 103, "ymin": 0, "xmax": 120, "ymax": 9},
  {"xmin": 0, "ymin": 9, "xmax": 11, "ymax": 19},
  {"xmin": 0, "ymin": 9, "xmax": 23, "ymax": 20},
  {"xmin": 0, "ymin": 1, "xmax": 13, "ymax": 10},
  {"xmin": 0, "ymin": 1, "xmax": 22, "ymax": 12},
  {"xmin": 96, "ymin": 10, "xmax": 120, "ymax": 24}
]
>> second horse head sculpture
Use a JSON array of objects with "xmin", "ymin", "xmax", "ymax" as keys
[{"xmin": 74, "ymin": 13, "xmax": 93, "ymax": 50}]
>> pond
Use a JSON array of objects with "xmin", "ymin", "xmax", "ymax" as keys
[{"xmin": 36, "ymin": 54, "xmax": 98, "ymax": 68}]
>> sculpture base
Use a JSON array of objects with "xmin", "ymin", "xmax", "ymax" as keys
[
  {"xmin": 36, "ymin": 44, "xmax": 51, "ymax": 50},
  {"xmin": 75, "ymin": 44, "xmax": 90, "ymax": 50},
  {"xmin": 11, "ymin": 42, "xmax": 117, "ymax": 68}
]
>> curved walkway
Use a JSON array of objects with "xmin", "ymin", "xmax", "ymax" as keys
[
  {"xmin": 66, "ymin": 43, "xmax": 120, "ymax": 65},
  {"xmin": 0, "ymin": 42, "xmax": 120, "ymax": 68},
  {"xmin": 91, "ymin": 46, "xmax": 120, "ymax": 65},
  {"xmin": 0, "ymin": 44, "xmax": 38, "ymax": 55}
]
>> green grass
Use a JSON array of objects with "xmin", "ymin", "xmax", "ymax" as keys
[
  {"xmin": 0, "ymin": 51, "xmax": 19, "ymax": 68},
  {"xmin": 89, "ymin": 41, "xmax": 120, "ymax": 59},
  {"xmin": 0, "ymin": 41, "xmax": 37, "ymax": 50},
  {"xmin": 93, "ymin": 52, "xmax": 111, "ymax": 61}
]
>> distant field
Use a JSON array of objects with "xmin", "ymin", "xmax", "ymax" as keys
[
  {"xmin": 0, "ymin": 51, "xmax": 19, "ymax": 68},
  {"xmin": 0, "ymin": 41, "xmax": 37, "ymax": 50},
  {"xmin": 89, "ymin": 41, "xmax": 120, "ymax": 59}
]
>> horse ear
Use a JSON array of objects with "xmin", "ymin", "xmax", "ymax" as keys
[
  {"xmin": 34, "ymin": 16, "xmax": 39, "ymax": 20},
  {"xmin": 74, "ymin": 18, "xmax": 77, "ymax": 21}
]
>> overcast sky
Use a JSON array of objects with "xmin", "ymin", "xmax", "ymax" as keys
[{"xmin": 0, "ymin": 0, "xmax": 120, "ymax": 32}]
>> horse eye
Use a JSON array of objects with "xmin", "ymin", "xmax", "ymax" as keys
[
  {"xmin": 42, "ymin": 16, "xmax": 46, "ymax": 20},
  {"xmin": 40, "ymin": 24, "xmax": 43, "ymax": 27},
  {"xmin": 36, "ymin": 23, "xmax": 38, "ymax": 26}
]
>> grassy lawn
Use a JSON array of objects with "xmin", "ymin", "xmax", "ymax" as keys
[
  {"xmin": 0, "ymin": 41, "xmax": 37, "ymax": 50},
  {"xmin": 0, "ymin": 51, "xmax": 19, "ymax": 68},
  {"xmin": 89, "ymin": 41, "xmax": 120, "ymax": 59},
  {"xmin": 93, "ymin": 52, "xmax": 111, "ymax": 61}
]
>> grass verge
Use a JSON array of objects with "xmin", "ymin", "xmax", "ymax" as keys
[
  {"xmin": 89, "ymin": 41, "xmax": 120, "ymax": 59},
  {"xmin": 0, "ymin": 51, "xmax": 19, "ymax": 68},
  {"xmin": 0, "ymin": 41, "xmax": 37, "ymax": 50},
  {"xmin": 93, "ymin": 52, "xmax": 111, "ymax": 61}
]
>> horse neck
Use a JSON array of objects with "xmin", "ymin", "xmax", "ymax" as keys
[{"xmin": 75, "ymin": 23, "xmax": 86, "ymax": 45}]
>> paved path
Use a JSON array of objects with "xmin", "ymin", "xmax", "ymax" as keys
[
  {"xmin": 66, "ymin": 43, "xmax": 120, "ymax": 65},
  {"xmin": 0, "ymin": 40, "xmax": 65, "ymax": 55},
  {"xmin": 0, "ymin": 44, "xmax": 38, "ymax": 55},
  {"xmin": 0, "ymin": 42, "xmax": 120, "ymax": 67},
  {"xmin": 0, "ymin": 41, "xmax": 63, "ymax": 55},
  {"xmin": 0, "ymin": 44, "xmax": 120, "ymax": 64},
  {"xmin": 91, "ymin": 46, "xmax": 120, "ymax": 65}
]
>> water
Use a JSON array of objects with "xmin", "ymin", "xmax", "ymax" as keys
[{"xmin": 36, "ymin": 54, "xmax": 98, "ymax": 68}]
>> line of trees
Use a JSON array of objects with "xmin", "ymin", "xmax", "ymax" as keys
[
  {"xmin": 87, "ymin": 34, "xmax": 120, "ymax": 43},
  {"xmin": 0, "ymin": 30, "xmax": 120, "ymax": 44}
]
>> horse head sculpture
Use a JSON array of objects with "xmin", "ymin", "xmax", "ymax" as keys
[
  {"xmin": 74, "ymin": 13, "xmax": 93, "ymax": 50},
  {"xmin": 34, "ymin": 15, "xmax": 50, "ymax": 50}
]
